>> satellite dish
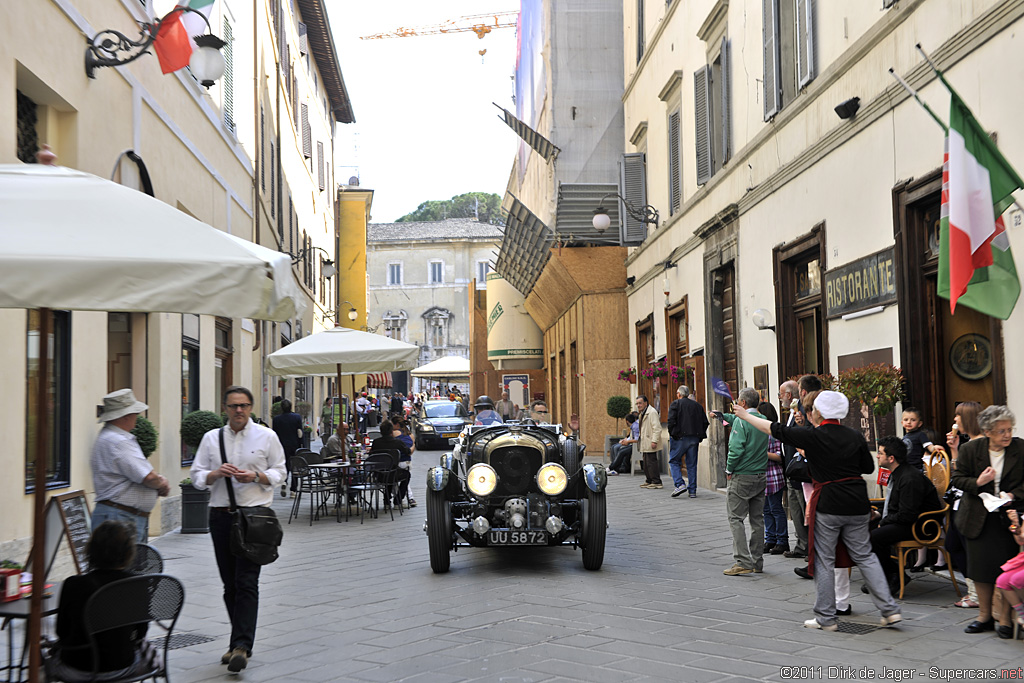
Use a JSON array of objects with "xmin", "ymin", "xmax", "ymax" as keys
[{"xmin": 348, "ymin": 176, "xmax": 360, "ymax": 186}]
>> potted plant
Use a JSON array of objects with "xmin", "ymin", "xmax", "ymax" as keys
[
  {"xmin": 131, "ymin": 416, "xmax": 158, "ymax": 458},
  {"xmin": 302, "ymin": 424, "xmax": 313, "ymax": 449},
  {"xmin": 178, "ymin": 477, "xmax": 210, "ymax": 534},
  {"xmin": 180, "ymin": 410, "xmax": 224, "ymax": 465},
  {"xmin": 617, "ymin": 367, "xmax": 637, "ymax": 384},
  {"xmin": 668, "ymin": 364, "xmax": 695, "ymax": 388},
  {"xmin": 640, "ymin": 362, "xmax": 669, "ymax": 383},
  {"xmin": 837, "ymin": 364, "xmax": 905, "ymax": 445}
]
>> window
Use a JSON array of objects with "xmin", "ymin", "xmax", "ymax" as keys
[
  {"xmin": 429, "ymin": 261, "xmax": 444, "ymax": 284},
  {"xmin": 181, "ymin": 314, "xmax": 200, "ymax": 464},
  {"xmin": 763, "ymin": 0, "xmax": 814, "ymax": 120},
  {"xmin": 301, "ymin": 103, "xmax": 311, "ymax": 159},
  {"xmin": 665, "ymin": 297, "xmax": 689, "ymax": 373},
  {"xmin": 17, "ymin": 90, "xmax": 38, "ymax": 164},
  {"xmin": 317, "ymin": 141, "xmax": 325, "ymax": 190},
  {"xmin": 635, "ymin": 314, "xmax": 654, "ymax": 406},
  {"xmin": 270, "ymin": 143, "xmax": 275, "ymax": 218},
  {"xmin": 25, "ymin": 309, "xmax": 71, "ymax": 491},
  {"xmin": 773, "ymin": 224, "xmax": 827, "ymax": 378},
  {"xmin": 636, "ymin": 0, "xmax": 645, "ymax": 64},
  {"xmin": 476, "ymin": 261, "xmax": 491, "ymax": 288},
  {"xmin": 215, "ymin": 317, "xmax": 233, "ymax": 412},
  {"xmin": 260, "ymin": 107, "xmax": 265, "ymax": 191},
  {"xmin": 695, "ymin": 37, "xmax": 731, "ymax": 185},
  {"xmin": 667, "ymin": 109, "xmax": 681, "ymax": 215},
  {"xmin": 387, "ymin": 262, "xmax": 402, "ymax": 286},
  {"xmin": 383, "ymin": 311, "xmax": 408, "ymax": 342},
  {"xmin": 424, "ymin": 308, "xmax": 451, "ymax": 349},
  {"xmin": 222, "ymin": 18, "xmax": 235, "ymax": 134}
]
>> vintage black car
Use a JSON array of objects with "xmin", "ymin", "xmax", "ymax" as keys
[
  {"xmin": 423, "ymin": 420, "xmax": 607, "ymax": 573},
  {"xmin": 414, "ymin": 400, "xmax": 473, "ymax": 450}
]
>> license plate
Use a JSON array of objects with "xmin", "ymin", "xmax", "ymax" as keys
[
  {"xmin": 442, "ymin": 432, "xmax": 459, "ymax": 438},
  {"xmin": 487, "ymin": 530, "xmax": 548, "ymax": 545}
]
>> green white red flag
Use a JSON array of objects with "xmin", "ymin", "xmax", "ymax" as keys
[
  {"xmin": 937, "ymin": 88, "xmax": 1023, "ymax": 319},
  {"xmin": 153, "ymin": 0, "xmax": 215, "ymax": 74}
]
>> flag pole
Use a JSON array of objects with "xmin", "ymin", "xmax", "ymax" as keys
[{"xmin": 887, "ymin": 67, "xmax": 948, "ymax": 132}]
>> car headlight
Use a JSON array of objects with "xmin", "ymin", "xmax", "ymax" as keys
[
  {"xmin": 419, "ymin": 423, "xmax": 434, "ymax": 432},
  {"xmin": 466, "ymin": 464, "xmax": 498, "ymax": 497},
  {"xmin": 537, "ymin": 463, "xmax": 568, "ymax": 496}
]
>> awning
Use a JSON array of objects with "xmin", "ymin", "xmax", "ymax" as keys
[
  {"xmin": 555, "ymin": 182, "xmax": 622, "ymax": 244},
  {"xmin": 367, "ymin": 372, "xmax": 392, "ymax": 389},
  {"xmin": 494, "ymin": 103, "xmax": 559, "ymax": 162},
  {"xmin": 494, "ymin": 193, "xmax": 551, "ymax": 296}
]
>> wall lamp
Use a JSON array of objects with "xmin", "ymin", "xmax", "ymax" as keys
[
  {"xmin": 290, "ymin": 245, "xmax": 337, "ymax": 278},
  {"xmin": 752, "ymin": 308, "xmax": 775, "ymax": 332},
  {"xmin": 85, "ymin": 6, "xmax": 227, "ymax": 87},
  {"xmin": 340, "ymin": 300, "xmax": 359, "ymax": 322},
  {"xmin": 592, "ymin": 193, "xmax": 659, "ymax": 233},
  {"xmin": 834, "ymin": 97, "xmax": 861, "ymax": 120}
]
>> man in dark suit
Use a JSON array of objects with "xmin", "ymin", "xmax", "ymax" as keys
[{"xmin": 272, "ymin": 399, "xmax": 303, "ymax": 497}]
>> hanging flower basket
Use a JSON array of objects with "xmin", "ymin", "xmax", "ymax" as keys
[
  {"xmin": 639, "ymin": 363, "xmax": 669, "ymax": 381},
  {"xmin": 617, "ymin": 367, "xmax": 637, "ymax": 383}
]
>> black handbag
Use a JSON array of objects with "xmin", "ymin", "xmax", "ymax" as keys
[
  {"xmin": 219, "ymin": 429, "xmax": 283, "ymax": 565},
  {"xmin": 785, "ymin": 451, "xmax": 812, "ymax": 483}
]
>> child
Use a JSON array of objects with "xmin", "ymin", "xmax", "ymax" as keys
[
  {"xmin": 901, "ymin": 407, "xmax": 932, "ymax": 472},
  {"xmin": 996, "ymin": 509, "xmax": 1024, "ymax": 626}
]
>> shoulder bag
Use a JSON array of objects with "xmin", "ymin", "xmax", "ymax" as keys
[
  {"xmin": 219, "ymin": 428, "xmax": 283, "ymax": 565},
  {"xmin": 785, "ymin": 451, "xmax": 812, "ymax": 483}
]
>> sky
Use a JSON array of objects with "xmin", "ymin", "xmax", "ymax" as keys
[{"xmin": 326, "ymin": 2, "xmax": 520, "ymax": 223}]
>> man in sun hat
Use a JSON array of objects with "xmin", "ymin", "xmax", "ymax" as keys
[{"xmin": 91, "ymin": 388, "xmax": 170, "ymax": 542}]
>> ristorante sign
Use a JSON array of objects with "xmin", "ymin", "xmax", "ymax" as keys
[{"xmin": 824, "ymin": 247, "xmax": 898, "ymax": 318}]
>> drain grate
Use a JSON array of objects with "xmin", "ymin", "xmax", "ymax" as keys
[
  {"xmin": 837, "ymin": 621, "xmax": 882, "ymax": 635},
  {"xmin": 151, "ymin": 633, "xmax": 217, "ymax": 650}
]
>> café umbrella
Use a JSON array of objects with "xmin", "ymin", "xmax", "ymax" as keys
[
  {"xmin": 410, "ymin": 355, "xmax": 471, "ymax": 384},
  {"xmin": 0, "ymin": 160, "xmax": 306, "ymax": 682},
  {"xmin": 265, "ymin": 325, "xmax": 420, "ymax": 432}
]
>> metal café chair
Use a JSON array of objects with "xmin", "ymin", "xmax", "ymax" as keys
[{"xmin": 129, "ymin": 544, "xmax": 164, "ymax": 575}]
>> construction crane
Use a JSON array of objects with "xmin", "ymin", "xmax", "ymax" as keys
[{"xmin": 360, "ymin": 12, "xmax": 518, "ymax": 41}]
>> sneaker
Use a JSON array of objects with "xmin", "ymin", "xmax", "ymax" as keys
[
  {"xmin": 879, "ymin": 613, "xmax": 902, "ymax": 627},
  {"xmin": 688, "ymin": 493, "xmax": 697, "ymax": 498},
  {"xmin": 227, "ymin": 648, "xmax": 248, "ymax": 673},
  {"xmin": 836, "ymin": 606, "xmax": 852, "ymax": 616},
  {"xmin": 280, "ymin": 484, "xmax": 288, "ymax": 498},
  {"xmin": 650, "ymin": 483, "xmax": 663, "ymax": 489},
  {"xmin": 640, "ymin": 483, "xmax": 654, "ymax": 488},
  {"xmin": 723, "ymin": 564, "xmax": 754, "ymax": 576},
  {"xmin": 783, "ymin": 549, "xmax": 807, "ymax": 558},
  {"xmin": 770, "ymin": 545, "xmax": 791, "ymax": 555},
  {"xmin": 804, "ymin": 618, "xmax": 838, "ymax": 632},
  {"xmin": 671, "ymin": 485, "xmax": 687, "ymax": 497},
  {"xmin": 607, "ymin": 470, "xmax": 619, "ymax": 476},
  {"xmin": 408, "ymin": 498, "xmax": 418, "ymax": 508}
]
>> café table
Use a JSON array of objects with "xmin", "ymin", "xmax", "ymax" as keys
[
  {"xmin": 309, "ymin": 461, "xmax": 372, "ymax": 523},
  {"xmin": 0, "ymin": 586, "xmax": 60, "ymax": 683}
]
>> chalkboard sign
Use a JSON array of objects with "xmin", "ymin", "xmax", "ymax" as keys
[{"xmin": 26, "ymin": 491, "xmax": 92, "ymax": 578}]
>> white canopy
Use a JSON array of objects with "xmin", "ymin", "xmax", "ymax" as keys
[
  {"xmin": 410, "ymin": 355, "xmax": 471, "ymax": 379},
  {"xmin": 265, "ymin": 326, "xmax": 420, "ymax": 377},
  {"xmin": 0, "ymin": 163, "xmax": 304, "ymax": 321}
]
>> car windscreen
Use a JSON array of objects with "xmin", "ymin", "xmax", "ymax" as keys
[{"xmin": 424, "ymin": 403, "xmax": 466, "ymax": 419}]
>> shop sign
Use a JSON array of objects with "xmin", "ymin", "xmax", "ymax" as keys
[{"xmin": 824, "ymin": 247, "xmax": 897, "ymax": 318}]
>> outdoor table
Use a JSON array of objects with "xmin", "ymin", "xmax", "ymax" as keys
[
  {"xmin": 309, "ymin": 461, "xmax": 370, "ymax": 522},
  {"xmin": 0, "ymin": 585, "xmax": 60, "ymax": 683}
]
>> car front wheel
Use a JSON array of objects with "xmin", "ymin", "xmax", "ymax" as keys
[
  {"xmin": 580, "ymin": 488, "xmax": 606, "ymax": 570},
  {"xmin": 426, "ymin": 489, "xmax": 452, "ymax": 573}
]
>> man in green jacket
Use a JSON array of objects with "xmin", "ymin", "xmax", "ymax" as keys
[{"xmin": 715, "ymin": 387, "xmax": 769, "ymax": 575}]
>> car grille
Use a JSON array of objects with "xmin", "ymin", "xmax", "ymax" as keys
[{"xmin": 491, "ymin": 446, "xmax": 542, "ymax": 496}]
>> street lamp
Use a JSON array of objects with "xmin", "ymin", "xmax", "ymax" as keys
[
  {"xmin": 592, "ymin": 193, "xmax": 659, "ymax": 233},
  {"xmin": 341, "ymin": 300, "xmax": 358, "ymax": 322},
  {"xmin": 85, "ymin": 7, "xmax": 227, "ymax": 87},
  {"xmin": 290, "ymin": 245, "xmax": 337, "ymax": 278}
]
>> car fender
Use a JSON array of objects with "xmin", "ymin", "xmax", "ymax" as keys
[
  {"xmin": 439, "ymin": 453, "xmax": 456, "ymax": 471},
  {"xmin": 582, "ymin": 463, "xmax": 607, "ymax": 493},
  {"xmin": 427, "ymin": 466, "xmax": 450, "ymax": 493}
]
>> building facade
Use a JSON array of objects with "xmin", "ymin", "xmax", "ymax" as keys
[
  {"xmin": 621, "ymin": 0, "xmax": 1024, "ymax": 490},
  {"xmin": 0, "ymin": 0, "xmax": 352, "ymax": 554},
  {"xmin": 367, "ymin": 218, "xmax": 502, "ymax": 393}
]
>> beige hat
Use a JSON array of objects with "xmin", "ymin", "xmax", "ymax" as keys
[
  {"xmin": 98, "ymin": 389, "xmax": 148, "ymax": 423},
  {"xmin": 814, "ymin": 390, "xmax": 850, "ymax": 420}
]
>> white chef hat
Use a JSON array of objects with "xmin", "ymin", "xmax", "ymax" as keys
[{"xmin": 814, "ymin": 390, "xmax": 850, "ymax": 420}]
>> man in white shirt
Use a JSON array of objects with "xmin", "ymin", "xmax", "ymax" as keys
[
  {"xmin": 91, "ymin": 389, "xmax": 170, "ymax": 543},
  {"xmin": 190, "ymin": 386, "xmax": 286, "ymax": 673}
]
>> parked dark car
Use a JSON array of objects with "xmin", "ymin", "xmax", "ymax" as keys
[
  {"xmin": 414, "ymin": 400, "xmax": 473, "ymax": 449},
  {"xmin": 423, "ymin": 420, "xmax": 607, "ymax": 573}
]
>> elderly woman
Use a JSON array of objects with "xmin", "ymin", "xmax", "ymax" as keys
[
  {"xmin": 53, "ymin": 521, "xmax": 151, "ymax": 678},
  {"xmin": 951, "ymin": 404, "xmax": 1024, "ymax": 638}
]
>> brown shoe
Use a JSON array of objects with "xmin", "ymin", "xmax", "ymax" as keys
[
  {"xmin": 227, "ymin": 648, "xmax": 248, "ymax": 673},
  {"xmin": 221, "ymin": 650, "xmax": 232, "ymax": 665},
  {"xmin": 650, "ymin": 483, "xmax": 663, "ymax": 489}
]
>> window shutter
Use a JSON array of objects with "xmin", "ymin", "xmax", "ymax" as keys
[
  {"xmin": 796, "ymin": 0, "xmax": 815, "ymax": 88},
  {"xmin": 222, "ymin": 19, "xmax": 235, "ymax": 134},
  {"xmin": 694, "ymin": 65, "xmax": 712, "ymax": 186},
  {"xmin": 284, "ymin": 43, "xmax": 290, "ymax": 94},
  {"xmin": 720, "ymin": 37, "xmax": 732, "ymax": 165},
  {"xmin": 636, "ymin": 0, "xmax": 645, "ymax": 64},
  {"xmin": 620, "ymin": 153, "xmax": 648, "ymax": 245},
  {"xmin": 317, "ymin": 141, "xmax": 325, "ymax": 190},
  {"xmin": 292, "ymin": 74, "xmax": 298, "ymax": 128},
  {"xmin": 301, "ymin": 104, "xmax": 312, "ymax": 158},
  {"xmin": 762, "ymin": 0, "xmax": 781, "ymax": 120},
  {"xmin": 298, "ymin": 22, "xmax": 308, "ymax": 55},
  {"xmin": 288, "ymin": 195, "xmax": 293, "ymax": 252},
  {"xmin": 668, "ymin": 110, "xmax": 681, "ymax": 215},
  {"xmin": 270, "ymin": 143, "xmax": 275, "ymax": 218},
  {"xmin": 260, "ymin": 107, "xmax": 265, "ymax": 191}
]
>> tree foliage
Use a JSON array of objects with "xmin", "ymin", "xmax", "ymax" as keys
[
  {"xmin": 396, "ymin": 192, "xmax": 505, "ymax": 225},
  {"xmin": 131, "ymin": 416, "xmax": 159, "ymax": 458}
]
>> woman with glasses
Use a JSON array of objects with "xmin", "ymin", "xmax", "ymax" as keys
[{"xmin": 951, "ymin": 405, "xmax": 1024, "ymax": 639}]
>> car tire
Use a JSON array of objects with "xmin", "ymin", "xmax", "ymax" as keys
[
  {"xmin": 562, "ymin": 438, "xmax": 583, "ymax": 500},
  {"xmin": 426, "ymin": 488, "xmax": 452, "ymax": 573},
  {"xmin": 580, "ymin": 488, "xmax": 606, "ymax": 571}
]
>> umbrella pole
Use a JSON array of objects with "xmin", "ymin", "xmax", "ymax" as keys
[
  {"xmin": 336, "ymin": 364, "xmax": 343, "ymax": 436},
  {"xmin": 28, "ymin": 308, "xmax": 51, "ymax": 683},
  {"xmin": 351, "ymin": 374, "xmax": 357, "ymax": 434}
]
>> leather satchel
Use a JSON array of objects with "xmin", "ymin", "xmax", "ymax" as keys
[{"xmin": 219, "ymin": 429, "xmax": 283, "ymax": 565}]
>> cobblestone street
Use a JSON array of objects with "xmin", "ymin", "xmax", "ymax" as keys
[{"xmin": 152, "ymin": 452, "xmax": 1019, "ymax": 682}]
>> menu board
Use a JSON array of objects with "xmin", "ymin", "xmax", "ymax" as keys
[{"xmin": 26, "ymin": 491, "xmax": 91, "ymax": 578}]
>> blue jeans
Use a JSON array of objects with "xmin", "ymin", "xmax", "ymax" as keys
[
  {"xmin": 763, "ymin": 488, "xmax": 787, "ymax": 545},
  {"xmin": 669, "ymin": 436, "xmax": 700, "ymax": 491},
  {"xmin": 92, "ymin": 502, "xmax": 149, "ymax": 543}
]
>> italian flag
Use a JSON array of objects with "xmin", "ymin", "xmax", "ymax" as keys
[
  {"xmin": 937, "ymin": 88, "xmax": 1023, "ymax": 319},
  {"xmin": 153, "ymin": 0, "xmax": 215, "ymax": 75}
]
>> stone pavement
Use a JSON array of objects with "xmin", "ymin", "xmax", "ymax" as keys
[{"xmin": 150, "ymin": 453, "xmax": 1021, "ymax": 682}]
